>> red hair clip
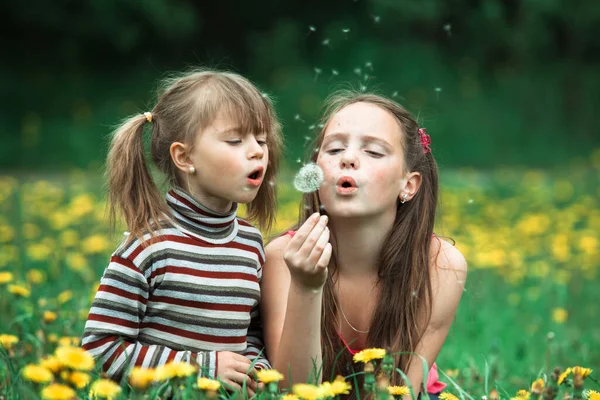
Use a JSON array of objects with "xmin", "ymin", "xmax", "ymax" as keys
[{"xmin": 418, "ymin": 128, "xmax": 431, "ymax": 154}]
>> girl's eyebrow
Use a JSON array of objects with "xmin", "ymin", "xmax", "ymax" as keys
[
  {"xmin": 323, "ymin": 132, "xmax": 393, "ymax": 150},
  {"xmin": 217, "ymin": 126, "xmax": 243, "ymax": 136}
]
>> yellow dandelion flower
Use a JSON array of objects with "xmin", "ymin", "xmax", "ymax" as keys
[
  {"xmin": 41, "ymin": 384, "xmax": 76, "ymax": 400},
  {"xmin": 60, "ymin": 230, "xmax": 79, "ymax": 248},
  {"xmin": 552, "ymin": 308, "xmax": 568, "ymax": 324},
  {"xmin": 388, "ymin": 386, "xmax": 410, "ymax": 396},
  {"xmin": 585, "ymin": 390, "xmax": 600, "ymax": 400},
  {"xmin": 154, "ymin": 361, "xmax": 196, "ymax": 381},
  {"xmin": 66, "ymin": 253, "xmax": 88, "ymax": 271},
  {"xmin": 40, "ymin": 356, "xmax": 62, "ymax": 373},
  {"xmin": 68, "ymin": 371, "xmax": 91, "ymax": 389},
  {"xmin": 0, "ymin": 271, "xmax": 13, "ymax": 284},
  {"xmin": 352, "ymin": 348, "xmax": 386, "ymax": 363},
  {"xmin": 43, "ymin": 311, "xmax": 58, "ymax": 323},
  {"xmin": 293, "ymin": 383, "xmax": 324, "ymax": 400},
  {"xmin": 55, "ymin": 346, "xmax": 95, "ymax": 371},
  {"xmin": 516, "ymin": 390, "xmax": 530, "ymax": 400},
  {"xmin": 82, "ymin": 235, "xmax": 110, "ymax": 254},
  {"xmin": 57, "ymin": 290, "xmax": 73, "ymax": 304},
  {"xmin": 558, "ymin": 368, "xmax": 572, "ymax": 385},
  {"xmin": 39, "ymin": 298, "xmax": 48, "ymax": 307},
  {"xmin": 320, "ymin": 375, "xmax": 352, "ymax": 397},
  {"xmin": 530, "ymin": 378, "xmax": 544, "ymax": 394},
  {"xmin": 197, "ymin": 377, "xmax": 221, "ymax": 391},
  {"xmin": 439, "ymin": 392, "xmax": 460, "ymax": 400},
  {"xmin": 26, "ymin": 269, "xmax": 46, "ymax": 284},
  {"xmin": 0, "ymin": 334, "xmax": 19, "ymax": 350},
  {"xmin": 282, "ymin": 394, "xmax": 300, "ymax": 400},
  {"xmin": 572, "ymin": 366, "xmax": 592, "ymax": 379},
  {"xmin": 130, "ymin": 367, "xmax": 156, "ymax": 390},
  {"xmin": 58, "ymin": 336, "xmax": 80, "ymax": 347},
  {"xmin": 22, "ymin": 364, "xmax": 54, "ymax": 383},
  {"xmin": 8, "ymin": 284, "xmax": 31, "ymax": 297},
  {"xmin": 89, "ymin": 379, "xmax": 122, "ymax": 399},
  {"xmin": 27, "ymin": 242, "xmax": 53, "ymax": 261},
  {"xmin": 256, "ymin": 369, "xmax": 285, "ymax": 383}
]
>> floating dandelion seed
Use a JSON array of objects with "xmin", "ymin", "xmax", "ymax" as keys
[
  {"xmin": 360, "ymin": 85, "xmax": 367, "ymax": 92},
  {"xmin": 363, "ymin": 74, "xmax": 370, "ymax": 82},
  {"xmin": 331, "ymin": 69, "xmax": 339, "ymax": 77},
  {"xmin": 342, "ymin": 28, "xmax": 350, "ymax": 39},
  {"xmin": 294, "ymin": 114, "xmax": 305, "ymax": 123},
  {"xmin": 296, "ymin": 158, "xmax": 302, "ymax": 164},
  {"xmin": 443, "ymin": 23, "xmax": 452, "ymax": 36},
  {"xmin": 309, "ymin": 25, "xmax": 316, "ymax": 32},
  {"xmin": 313, "ymin": 147, "xmax": 320, "ymax": 153},
  {"xmin": 467, "ymin": 199, "xmax": 474, "ymax": 204},
  {"xmin": 314, "ymin": 67, "xmax": 322, "ymax": 81},
  {"xmin": 353, "ymin": 67, "xmax": 362, "ymax": 76},
  {"xmin": 373, "ymin": 15, "xmax": 381, "ymax": 23},
  {"xmin": 365, "ymin": 61, "xmax": 373, "ymax": 70},
  {"xmin": 303, "ymin": 135, "xmax": 311, "ymax": 142},
  {"xmin": 318, "ymin": 123, "xmax": 325, "ymax": 129},
  {"xmin": 322, "ymin": 38, "xmax": 332, "ymax": 48},
  {"xmin": 268, "ymin": 180, "xmax": 276, "ymax": 187},
  {"xmin": 308, "ymin": 124, "xmax": 316, "ymax": 130},
  {"xmin": 294, "ymin": 163, "xmax": 325, "ymax": 193},
  {"xmin": 434, "ymin": 87, "xmax": 442, "ymax": 100},
  {"xmin": 392, "ymin": 91, "xmax": 398, "ymax": 97}
]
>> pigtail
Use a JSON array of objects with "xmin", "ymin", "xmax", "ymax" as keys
[{"xmin": 106, "ymin": 114, "xmax": 168, "ymax": 241}]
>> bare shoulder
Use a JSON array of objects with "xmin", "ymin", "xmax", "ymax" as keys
[
  {"xmin": 265, "ymin": 234, "xmax": 293, "ymax": 259},
  {"xmin": 430, "ymin": 236, "xmax": 468, "ymax": 275}
]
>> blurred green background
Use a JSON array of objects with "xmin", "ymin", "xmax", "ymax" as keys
[
  {"xmin": 1, "ymin": 0, "xmax": 599, "ymax": 170},
  {"xmin": 0, "ymin": 1, "xmax": 599, "ymax": 398}
]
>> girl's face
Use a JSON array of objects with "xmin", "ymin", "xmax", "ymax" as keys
[
  {"xmin": 185, "ymin": 110, "xmax": 269, "ymax": 212},
  {"xmin": 317, "ymin": 102, "xmax": 408, "ymax": 219}
]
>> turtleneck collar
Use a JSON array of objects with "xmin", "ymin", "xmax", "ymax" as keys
[{"xmin": 166, "ymin": 187, "xmax": 239, "ymax": 244}]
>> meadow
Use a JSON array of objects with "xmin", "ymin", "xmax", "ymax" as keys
[{"xmin": 0, "ymin": 153, "xmax": 598, "ymax": 399}]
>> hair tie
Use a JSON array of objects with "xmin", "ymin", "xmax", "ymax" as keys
[
  {"xmin": 418, "ymin": 128, "xmax": 431, "ymax": 154},
  {"xmin": 143, "ymin": 112, "xmax": 153, "ymax": 123}
]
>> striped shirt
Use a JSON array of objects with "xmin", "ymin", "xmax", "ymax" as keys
[{"xmin": 82, "ymin": 187, "xmax": 270, "ymax": 380}]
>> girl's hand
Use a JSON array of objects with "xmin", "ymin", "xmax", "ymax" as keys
[
  {"xmin": 216, "ymin": 351, "xmax": 258, "ymax": 396},
  {"xmin": 283, "ymin": 213, "xmax": 332, "ymax": 290}
]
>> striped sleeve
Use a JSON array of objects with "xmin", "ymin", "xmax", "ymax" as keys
[
  {"xmin": 243, "ymin": 246, "xmax": 270, "ymax": 370},
  {"xmin": 81, "ymin": 255, "xmax": 218, "ymax": 380},
  {"xmin": 244, "ymin": 303, "xmax": 271, "ymax": 370}
]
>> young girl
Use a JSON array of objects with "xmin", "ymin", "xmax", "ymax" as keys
[
  {"xmin": 261, "ymin": 91, "xmax": 467, "ymax": 398},
  {"xmin": 82, "ymin": 69, "xmax": 282, "ymax": 393}
]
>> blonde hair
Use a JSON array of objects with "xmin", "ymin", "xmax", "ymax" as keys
[{"xmin": 106, "ymin": 68, "xmax": 283, "ymax": 240}]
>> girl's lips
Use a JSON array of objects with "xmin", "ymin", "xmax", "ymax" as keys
[
  {"xmin": 247, "ymin": 166, "xmax": 264, "ymax": 187},
  {"xmin": 336, "ymin": 185, "xmax": 358, "ymax": 195},
  {"xmin": 336, "ymin": 176, "xmax": 358, "ymax": 195}
]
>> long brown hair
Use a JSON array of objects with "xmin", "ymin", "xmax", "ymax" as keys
[
  {"xmin": 106, "ymin": 68, "xmax": 283, "ymax": 240},
  {"xmin": 300, "ymin": 90, "xmax": 439, "ymax": 390}
]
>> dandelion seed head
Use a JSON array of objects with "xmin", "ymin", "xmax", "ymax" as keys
[{"xmin": 294, "ymin": 163, "xmax": 325, "ymax": 193}]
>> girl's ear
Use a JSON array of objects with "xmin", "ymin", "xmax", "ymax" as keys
[
  {"xmin": 399, "ymin": 171, "xmax": 422, "ymax": 201},
  {"xmin": 170, "ymin": 142, "xmax": 193, "ymax": 173}
]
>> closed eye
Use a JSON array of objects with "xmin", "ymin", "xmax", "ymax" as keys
[
  {"xmin": 365, "ymin": 150, "xmax": 384, "ymax": 158},
  {"xmin": 226, "ymin": 140, "xmax": 242, "ymax": 145},
  {"xmin": 326, "ymin": 148, "xmax": 344, "ymax": 155}
]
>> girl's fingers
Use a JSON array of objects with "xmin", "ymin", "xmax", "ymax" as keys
[
  {"xmin": 286, "ymin": 213, "xmax": 320, "ymax": 252},
  {"xmin": 316, "ymin": 242, "xmax": 332, "ymax": 270},
  {"xmin": 308, "ymin": 226, "xmax": 330, "ymax": 264},
  {"xmin": 299, "ymin": 215, "xmax": 328, "ymax": 255}
]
